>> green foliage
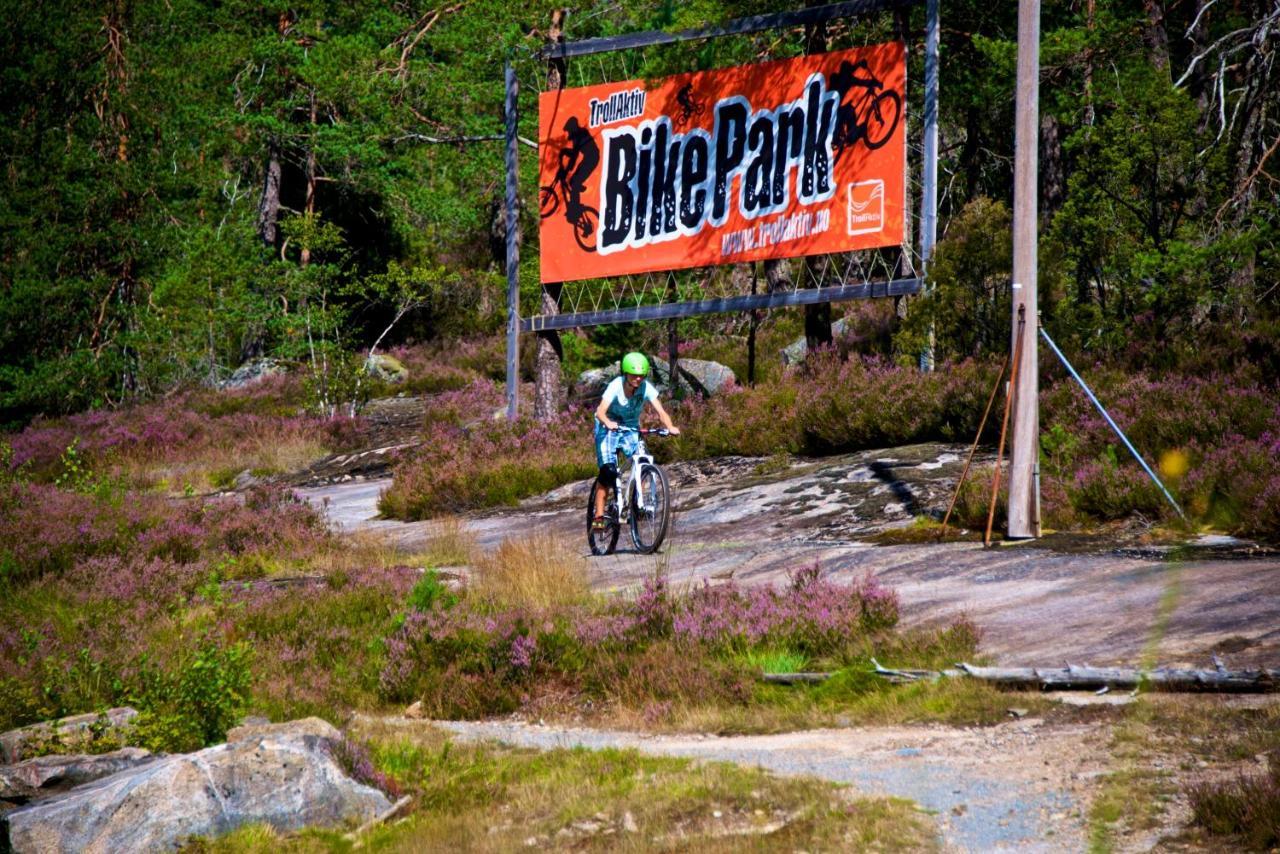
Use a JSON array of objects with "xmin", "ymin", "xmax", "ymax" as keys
[
  {"xmin": 896, "ymin": 197, "xmax": 1012, "ymax": 362},
  {"xmin": 53, "ymin": 440, "xmax": 95, "ymax": 493},
  {"xmin": 407, "ymin": 569, "xmax": 458, "ymax": 613},
  {"xmin": 130, "ymin": 640, "xmax": 252, "ymax": 753}
]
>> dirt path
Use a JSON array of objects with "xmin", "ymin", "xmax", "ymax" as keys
[
  {"xmin": 298, "ymin": 443, "xmax": 1280, "ymax": 668},
  {"xmin": 361, "ymin": 712, "xmax": 1116, "ymax": 852}
]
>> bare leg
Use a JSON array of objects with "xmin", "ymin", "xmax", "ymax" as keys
[{"xmin": 593, "ymin": 482, "xmax": 606, "ymax": 518}]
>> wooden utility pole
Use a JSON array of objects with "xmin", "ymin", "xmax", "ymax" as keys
[{"xmin": 1008, "ymin": 0, "xmax": 1041, "ymax": 539}]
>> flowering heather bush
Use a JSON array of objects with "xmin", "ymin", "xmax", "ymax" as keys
[
  {"xmin": 379, "ymin": 381, "xmax": 595, "ymax": 519},
  {"xmin": 227, "ymin": 563, "xmax": 418, "ymax": 720},
  {"xmin": 378, "ymin": 566, "xmax": 900, "ymax": 717},
  {"xmin": 665, "ymin": 355, "xmax": 1002, "ymax": 462},
  {"xmin": 796, "ymin": 354, "xmax": 1001, "ymax": 453},
  {"xmin": 328, "ymin": 735, "xmax": 404, "ymax": 799},
  {"xmin": 384, "ymin": 342, "xmax": 484, "ymax": 396},
  {"xmin": 0, "ymin": 481, "xmax": 328, "ymax": 585},
  {"xmin": 1039, "ymin": 368, "xmax": 1280, "ymax": 535},
  {"xmin": 1182, "ymin": 434, "xmax": 1280, "ymax": 536},
  {"xmin": 0, "ymin": 482, "xmax": 342, "ymax": 732},
  {"xmin": 5, "ymin": 376, "xmax": 362, "ymax": 488}
]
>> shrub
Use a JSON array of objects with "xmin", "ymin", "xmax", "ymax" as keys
[
  {"xmin": 130, "ymin": 639, "xmax": 252, "ymax": 753},
  {"xmin": 1183, "ymin": 435, "xmax": 1280, "ymax": 536},
  {"xmin": 469, "ymin": 534, "xmax": 591, "ymax": 611},
  {"xmin": 327, "ymin": 735, "xmax": 404, "ymax": 798},
  {"xmin": 379, "ymin": 386, "xmax": 595, "ymax": 519},
  {"xmin": 378, "ymin": 566, "xmax": 900, "ymax": 718},
  {"xmin": 1188, "ymin": 755, "xmax": 1280, "ymax": 849}
]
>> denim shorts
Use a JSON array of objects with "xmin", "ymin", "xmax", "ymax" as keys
[{"xmin": 594, "ymin": 421, "xmax": 645, "ymax": 467}]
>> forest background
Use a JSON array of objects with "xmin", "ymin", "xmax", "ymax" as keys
[{"xmin": 1, "ymin": 0, "xmax": 1278, "ymax": 535}]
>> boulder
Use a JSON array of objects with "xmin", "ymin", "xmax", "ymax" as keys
[
  {"xmin": 1, "ymin": 749, "xmax": 156, "ymax": 804},
  {"xmin": 220, "ymin": 357, "xmax": 286, "ymax": 390},
  {"xmin": 2, "ymin": 719, "xmax": 390, "ymax": 853},
  {"xmin": 574, "ymin": 357, "xmax": 736, "ymax": 401},
  {"xmin": 223, "ymin": 716, "xmax": 340, "ymax": 745},
  {"xmin": 0, "ymin": 709, "xmax": 138, "ymax": 765},
  {"xmin": 780, "ymin": 318, "xmax": 849, "ymax": 366},
  {"xmin": 364, "ymin": 354, "xmax": 408, "ymax": 384}
]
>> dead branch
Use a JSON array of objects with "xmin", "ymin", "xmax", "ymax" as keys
[
  {"xmin": 382, "ymin": 3, "xmax": 465, "ymax": 79},
  {"xmin": 1215, "ymin": 132, "xmax": 1280, "ymax": 223}
]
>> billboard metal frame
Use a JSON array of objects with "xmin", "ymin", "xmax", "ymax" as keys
[{"xmin": 505, "ymin": 0, "xmax": 939, "ymax": 417}]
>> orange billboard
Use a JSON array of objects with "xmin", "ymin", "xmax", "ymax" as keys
[{"xmin": 538, "ymin": 43, "xmax": 906, "ymax": 284}]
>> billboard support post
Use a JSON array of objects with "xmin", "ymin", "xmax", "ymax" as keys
[
  {"xmin": 918, "ymin": 0, "xmax": 939, "ymax": 372},
  {"xmin": 504, "ymin": 61, "xmax": 520, "ymax": 421},
  {"xmin": 1008, "ymin": 0, "xmax": 1040, "ymax": 538}
]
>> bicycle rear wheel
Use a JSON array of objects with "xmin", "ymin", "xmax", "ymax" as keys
[
  {"xmin": 587, "ymin": 483, "xmax": 620, "ymax": 555},
  {"xmin": 539, "ymin": 184, "xmax": 559, "ymax": 218},
  {"xmin": 572, "ymin": 205, "xmax": 599, "ymax": 252},
  {"xmin": 629, "ymin": 464, "xmax": 671, "ymax": 554}
]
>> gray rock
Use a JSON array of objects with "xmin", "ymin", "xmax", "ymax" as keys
[
  {"xmin": 0, "ymin": 709, "xmax": 138, "ymax": 764},
  {"xmin": 220, "ymin": 357, "xmax": 286, "ymax": 390},
  {"xmin": 224, "ymin": 716, "xmax": 340, "ymax": 745},
  {"xmin": 574, "ymin": 357, "xmax": 736, "ymax": 401},
  {"xmin": 231, "ymin": 469, "xmax": 258, "ymax": 490},
  {"xmin": 364, "ymin": 354, "xmax": 408, "ymax": 384},
  {"xmin": 3, "ymin": 720, "xmax": 390, "ymax": 853},
  {"xmin": 1, "ymin": 749, "xmax": 156, "ymax": 803},
  {"xmin": 780, "ymin": 319, "xmax": 849, "ymax": 366},
  {"xmin": 653, "ymin": 357, "xmax": 736, "ymax": 397}
]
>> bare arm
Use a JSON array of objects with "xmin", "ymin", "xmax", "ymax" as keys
[
  {"xmin": 649, "ymin": 399, "xmax": 680, "ymax": 434},
  {"xmin": 595, "ymin": 397, "xmax": 618, "ymax": 430}
]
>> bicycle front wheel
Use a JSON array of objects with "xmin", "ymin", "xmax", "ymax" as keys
[
  {"xmin": 629, "ymin": 464, "xmax": 671, "ymax": 554},
  {"xmin": 863, "ymin": 91, "xmax": 902, "ymax": 150},
  {"xmin": 588, "ymin": 483, "xmax": 620, "ymax": 556}
]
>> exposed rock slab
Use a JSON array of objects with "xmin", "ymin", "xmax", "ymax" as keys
[
  {"xmin": 1, "ymin": 749, "xmax": 156, "ymax": 804},
  {"xmin": 3, "ymin": 718, "xmax": 389, "ymax": 853},
  {"xmin": 0, "ymin": 709, "xmax": 137, "ymax": 764}
]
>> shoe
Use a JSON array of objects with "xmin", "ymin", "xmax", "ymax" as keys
[{"xmin": 591, "ymin": 515, "xmax": 606, "ymax": 532}]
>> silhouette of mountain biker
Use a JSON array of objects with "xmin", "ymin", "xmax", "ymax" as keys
[
  {"xmin": 558, "ymin": 116, "xmax": 599, "ymax": 232},
  {"xmin": 829, "ymin": 59, "xmax": 880, "ymax": 148}
]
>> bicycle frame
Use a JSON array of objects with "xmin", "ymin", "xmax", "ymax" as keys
[{"xmin": 607, "ymin": 427, "xmax": 663, "ymax": 528}]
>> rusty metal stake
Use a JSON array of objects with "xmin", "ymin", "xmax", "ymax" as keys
[{"xmin": 985, "ymin": 307, "xmax": 1026, "ymax": 548}]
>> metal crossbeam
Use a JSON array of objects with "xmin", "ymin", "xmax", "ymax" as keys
[
  {"xmin": 535, "ymin": 0, "xmax": 922, "ymax": 60},
  {"xmin": 522, "ymin": 278, "xmax": 921, "ymax": 332}
]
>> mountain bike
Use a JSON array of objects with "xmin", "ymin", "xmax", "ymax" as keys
[
  {"xmin": 539, "ymin": 166, "xmax": 599, "ymax": 253},
  {"xmin": 830, "ymin": 65, "xmax": 902, "ymax": 165},
  {"xmin": 587, "ymin": 427, "xmax": 673, "ymax": 556}
]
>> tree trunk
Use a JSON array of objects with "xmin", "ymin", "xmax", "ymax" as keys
[
  {"xmin": 300, "ymin": 91, "xmax": 317, "ymax": 269},
  {"xmin": 1040, "ymin": 113, "xmax": 1065, "ymax": 221},
  {"xmin": 257, "ymin": 141, "xmax": 282, "ymax": 246},
  {"xmin": 533, "ymin": 9, "xmax": 568, "ymax": 422},
  {"xmin": 1142, "ymin": 0, "xmax": 1170, "ymax": 74}
]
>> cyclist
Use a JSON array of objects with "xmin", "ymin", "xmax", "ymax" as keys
[
  {"xmin": 829, "ymin": 59, "xmax": 880, "ymax": 150},
  {"xmin": 591, "ymin": 351, "xmax": 680, "ymax": 531},
  {"xmin": 558, "ymin": 116, "xmax": 599, "ymax": 232}
]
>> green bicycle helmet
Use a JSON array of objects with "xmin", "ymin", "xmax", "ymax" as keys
[{"xmin": 621, "ymin": 352, "xmax": 650, "ymax": 376}]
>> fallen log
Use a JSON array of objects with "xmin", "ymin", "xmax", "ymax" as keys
[
  {"xmin": 955, "ymin": 663, "xmax": 1279, "ymax": 693},
  {"xmin": 759, "ymin": 661, "xmax": 1279, "ymax": 693}
]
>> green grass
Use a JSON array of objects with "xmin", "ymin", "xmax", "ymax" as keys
[
  {"xmin": 736, "ymin": 647, "xmax": 809, "ymax": 674},
  {"xmin": 183, "ymin": 722, "xmax": 939, "ymax": 852},
  {"xmin": 1085, "ymin": 696, "xmax": 1280, "ymax": 852}
]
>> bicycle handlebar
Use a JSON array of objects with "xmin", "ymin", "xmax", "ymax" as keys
[{"xmin": 607, "ymin": 426, "xmax": 671, "ymax": 436}]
